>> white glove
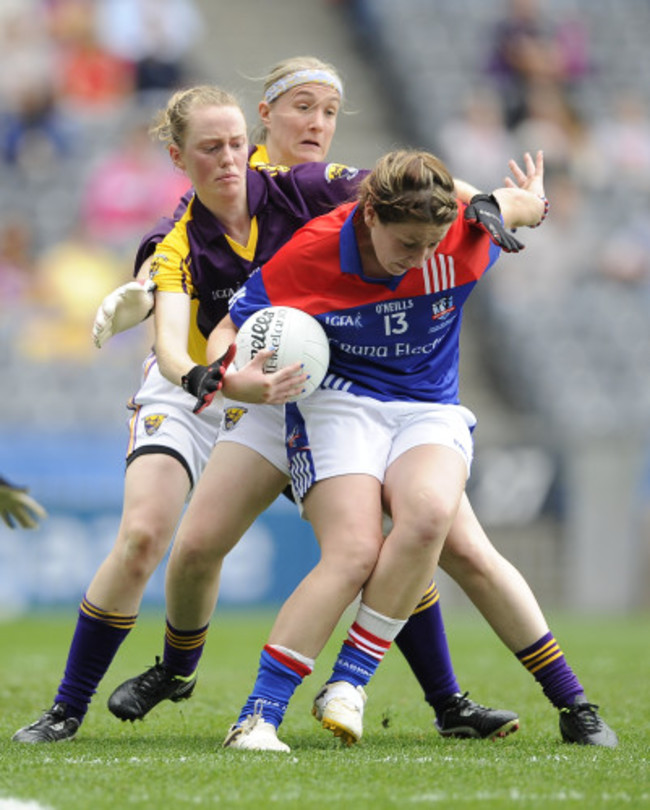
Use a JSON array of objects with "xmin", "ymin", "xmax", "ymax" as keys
[
  {"xmin": 0, "ymin": 480, "xmax": 48, "ymax": 529},
  {"xmin": 92, "ymin": 279, "xmax": 156, "ymax": 348}
]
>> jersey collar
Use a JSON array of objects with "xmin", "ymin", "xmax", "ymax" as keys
[
  {"xmin": 340, "ymin": 205, "xmax": 404, "ymax": 290},
  {"xmin": 187, "ymin": 169, "xmax": 267, "ymax": 245}
]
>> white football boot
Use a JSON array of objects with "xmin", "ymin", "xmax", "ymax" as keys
[
  {"xmin": 312, "ymin": 680, "xmax": 367, "ymax": 745},
  {"xmin": 223, "ymin": 702, "xmax": 290, "ymax": 753}
]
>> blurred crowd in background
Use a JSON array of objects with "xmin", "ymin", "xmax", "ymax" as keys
[
  {"xmin": 0, "ymin": 0, "xmax": 198, "ymax": 423},
  {"xmin": 1, "ymin": 0, "xmax": 649, "ymax": 608}
]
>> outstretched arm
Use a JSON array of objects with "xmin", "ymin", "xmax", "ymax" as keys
[
  {"xmin": 92, "ymin": 189, "xmax": 195, "ymax": 348},
  {"xmin": 453, "ymin": 178, "xmax": 481, "ymax": 204},
  {"xmin": 493, "ymin": 150, "xmax": 547, "ymax": 229}
]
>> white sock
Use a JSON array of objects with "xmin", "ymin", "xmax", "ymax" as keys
[{"xmin": 355, "ymin": 602, "xmax": 407, "ymax": 643}]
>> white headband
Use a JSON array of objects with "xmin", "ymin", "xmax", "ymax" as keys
[{"xmin": 264, "ymin": 69, "xmax": 343, "ymax": 105}]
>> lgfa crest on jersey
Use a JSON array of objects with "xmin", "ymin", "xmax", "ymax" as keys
[
  {"xmin": 431, "ymin": 295, "xmax": 456, "ymax": 320},
  {"xmin": 325, "ymin": 163, "xmax": 359, "ymax": 183}
]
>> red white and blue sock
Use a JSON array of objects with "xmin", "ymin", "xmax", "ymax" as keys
[
  {"xmin": 328, "ymin": 602, "xmax": 407, "ymax": 688},
  {"xmin": 236, "ymin": 645, "xmax": 314, "ymax": 729}
]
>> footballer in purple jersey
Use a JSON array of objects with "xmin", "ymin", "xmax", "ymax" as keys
[{"xmin": 149, "ymin": 160, "xmax": 366, "ymax": 351}]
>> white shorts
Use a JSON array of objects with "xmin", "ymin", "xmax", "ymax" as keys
[
  {"xmin": 126, "ymin": 353, "xmax": 222, "ymax": 490},
  {"xmin": 215, "ymin": 400, "xmax": 290, "ymax": 475},
  {"xmin": 285, "ymin": 389, "xmax": 476, "ymax": 502}
]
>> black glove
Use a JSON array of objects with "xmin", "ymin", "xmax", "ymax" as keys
[
  {"xmin": 464, "ymin": 194, "xmax": 525, "ymax": 253},
  {"xmin": 181, "ymin": 344, "xmax": 237, "ymax": 414}
]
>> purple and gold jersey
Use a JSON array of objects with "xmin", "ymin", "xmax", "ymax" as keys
[
  {"xmin": 229, "ymin": 202, "xmax": 500, "ymax": 404},
  {"xmin": 148, "ymin": 157, "xmax": 365, "ymax": 364},
  {"xmin": 133, "ymin": 145, "xmax": 272, "ymax": 268}
]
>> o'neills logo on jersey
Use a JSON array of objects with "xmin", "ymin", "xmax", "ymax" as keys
[
  {"xmin": 325, "ymin": 163, "xmax": 359, "ymax": 183},
  {"xmin": 431, "ymin": 295, "xmax": 456, "ymax": 320},
  {"xmin": 144, "ymin": 414, "xmax": 167, "ymax": 435},
  {"xmin": 223, "ymin": 407, "xmax": 248, "ymax": 431}
]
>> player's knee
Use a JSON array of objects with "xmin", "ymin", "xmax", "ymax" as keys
[
  {"xmin": 120, "ymin": 522, "xmax": 169, "ymax": 578},
  {"xmin": 400, "ymin": 491, "xmax": 457, "ymax": 552},
  {"xmin": 173, "ymin": 530, "xmax": 226, "ymax": 579},
  {"xmin": 346, "ymin": 539, "xmax": 380, "ymax": 585},
  {"xmin": 322, "ymin": 532, "xmax": 381, "ymax": 590}
]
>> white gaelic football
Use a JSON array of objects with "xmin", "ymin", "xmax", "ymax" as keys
[{"xmin": 234, "ymin": 306, "xmax": 330, "ymax": 401}]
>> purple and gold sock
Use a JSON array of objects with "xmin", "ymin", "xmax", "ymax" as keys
[
  {"xmin": 55, "ymin": 595, "xmax": 137, "ymax": 720},
  {"xmin": 395, "ymin": 582, "xmax": 460, "ymax": 716},
  {"xmin": 162, "ymin": 619, "xmax": 209, "ymax": 678},
  {"xmin": 516, "ymin": 631, "xmax": 584, "ymax": 709}
]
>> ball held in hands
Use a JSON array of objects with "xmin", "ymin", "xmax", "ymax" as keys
[{"xmin": 234, "ymin": 306, "xmax": 330, "ymax": 402}]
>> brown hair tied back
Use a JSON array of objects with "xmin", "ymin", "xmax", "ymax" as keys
[{"xmin": 358, "ymin": 150, "xmax": 458, "ymax": 226}]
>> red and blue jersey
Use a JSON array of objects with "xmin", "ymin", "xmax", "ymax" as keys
[{"xmin": 229, "ymin": 202, "xmax": 501, "ymax": 403}]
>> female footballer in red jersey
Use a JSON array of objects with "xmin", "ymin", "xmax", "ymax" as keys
[
  {"xmin": 135, "ymin": 105, "xmax": 615, "ymax": 748},
  {"xmin": 215, "ymin": 148, "xmax": 550, "ymax": 751}
]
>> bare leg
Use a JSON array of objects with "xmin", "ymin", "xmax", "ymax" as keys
[
  {"xmin": 439, "ymin": 493, "xmax": 549, "ymax": 651},
  {"xmin": 268, "ymin": 474, "xmax": 384, "ymax": 658},
  {"xmin": 438, "ymin": 493, "xmax": 618, "ymax": 748},
  {"xmin": 363, "ymin": 445, "xmax": 467, "ymax": 618},
  {"xmin": 165, "ymin": 441, "xmax": 289, "ymax": 630},
  {"xmin": 104, "ymin": 442, "xmax": 291, "ymax": 723},
  {"xmin": 87, "ymin": 455, "xmax": 190, "ymax": 613},
  {"xmin": 12, "ymin": 453, "xmax": 192, "ymax": 736}
]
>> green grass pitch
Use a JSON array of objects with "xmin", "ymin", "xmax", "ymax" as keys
[{"xmin": 1, "ymin": 610, "xmax": 649, "ymax": 810}]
